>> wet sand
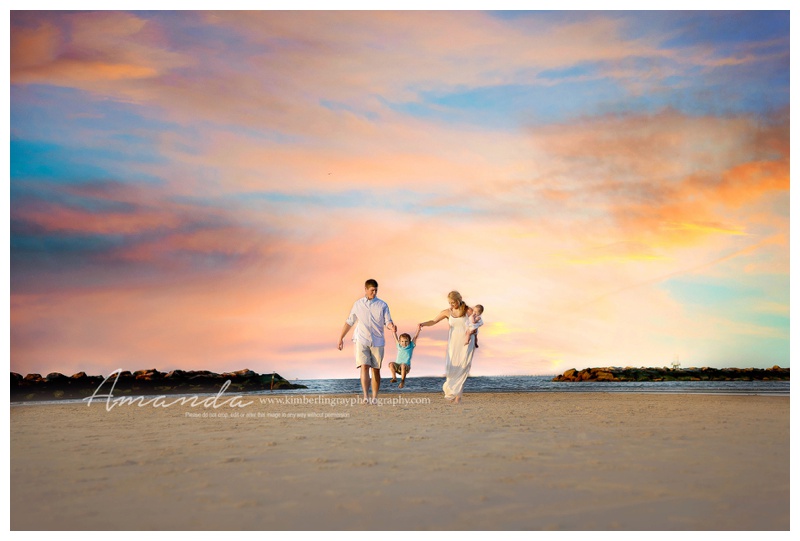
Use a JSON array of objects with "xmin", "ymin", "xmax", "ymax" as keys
[{"xmin": 10, "ymin": 392, "xmax": 789, "ymax": 530}]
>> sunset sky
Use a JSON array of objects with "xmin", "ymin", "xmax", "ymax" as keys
[{"xmin": 8, "ymin": 9, "xmax": 790, "ymax": 380}]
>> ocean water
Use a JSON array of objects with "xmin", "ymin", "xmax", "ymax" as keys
[
  {"xmin": 262, "ymin": 375, "xmax": 789, "ymax": 396},
  {"xmin": 11, "ymin": 375, "xmax": 789, "ymax": 407}
]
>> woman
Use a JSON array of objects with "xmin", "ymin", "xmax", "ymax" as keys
[{"xmin": 419, "ymin": 291, "xmax": 476, "ymax": 403}]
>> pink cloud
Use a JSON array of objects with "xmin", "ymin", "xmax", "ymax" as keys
[{"xmin": 13, "ymin": 200, "xmax": 183, "ymax": 235}]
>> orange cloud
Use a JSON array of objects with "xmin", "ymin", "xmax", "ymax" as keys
[
  {"xmin": 520, "ymin": 109, "xmax": 788, "ymax": 252},
  {"xmin": 9, "ymin": 20, "xmax": 61, "ymax": 69},
  {"xmin": 663, "ymin": 221, "xmax": 748, "ymax": 236},
  {"xmin": 688, "ymin": 160, "xmax": 789, "ymax": 208},
  {"xmin": 11, "ymin": 12, "xmax": 188, "ymax": 88},
  {"xmin": 14, "ymin": 59, "xmax": 158, "ymax": 85}
]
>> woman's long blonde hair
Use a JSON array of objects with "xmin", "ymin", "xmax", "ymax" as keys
[{"xmin": 448, "ymin": 290, "xmax": 468, "ymax": 315}]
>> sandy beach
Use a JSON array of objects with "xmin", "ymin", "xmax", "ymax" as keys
[{"xmin": 10, "ymin": 391, "xmax": 789, "ymax": 530}]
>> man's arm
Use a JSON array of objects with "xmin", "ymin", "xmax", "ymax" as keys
[
  {"xmin": 339, "ymin": 301, "xmax": 360, "ymax": 350},
  {"xmin": 384, "ymin": 303, "xmax": 396, "ymax": 332},
  {"xmin": 338, "ymin": 322, "xmax": 353, "ymax": 350},
  {"xmin": 339, "ymin": 302, "xmax": 359, "ymax": 350}
]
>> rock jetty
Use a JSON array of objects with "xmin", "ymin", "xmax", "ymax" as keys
[
  {"xmin": 10, "ymin": 368, "xmax": 307, "ymax": 402},
  {"xmin": 553, "ymin": 365, "xmax": 789, "ymax": 382}
]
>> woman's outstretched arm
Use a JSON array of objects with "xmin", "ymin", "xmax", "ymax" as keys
[{"xmin": 419, "ymin": 309, "xmax": 449, "ymax": 328}]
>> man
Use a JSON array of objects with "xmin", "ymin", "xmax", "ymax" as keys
[{"xmin": 338, "ymin": 279, "xmax": 396, "ymax": 405}]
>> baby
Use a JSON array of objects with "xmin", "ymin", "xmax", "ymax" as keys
[{"xmin": 465, "ymin": 304, "xmax": 484, "ymax": 347}]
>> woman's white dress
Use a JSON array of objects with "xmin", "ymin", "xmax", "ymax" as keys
[{"xmin": 442, "ymin": 315, "xmax": 476, "ymax": 399}]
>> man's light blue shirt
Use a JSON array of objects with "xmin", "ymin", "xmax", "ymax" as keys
[{"xmin": 346, "ymin": 296, "xmax": 393, "ymax": 347}]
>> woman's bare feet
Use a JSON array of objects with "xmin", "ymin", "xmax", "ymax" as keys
[{"xmin": 454, "ymin": 395, "xmax": 462, "ymax": 404}]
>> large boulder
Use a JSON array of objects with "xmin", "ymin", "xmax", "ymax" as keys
[
  {"xmin": 595, "ymin": 371, "xmax": 615, "ymax": 381},
  {"xmin": 134, "ymin": 369, "xmax": 163, "ymax": 380}
]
